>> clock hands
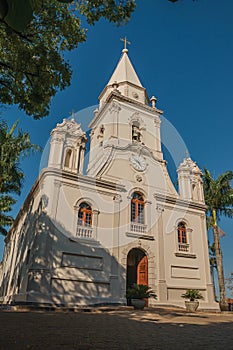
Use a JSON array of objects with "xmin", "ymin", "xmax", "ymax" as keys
[{"xmin": 130, "ymin": 154, "xmax": 146, "ymax": 171}]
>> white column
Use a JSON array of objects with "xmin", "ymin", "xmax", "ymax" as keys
[
  {"xmin": 6, "ymin": 236, "xmax": 17, "ymax": 298},
  {"xmin": 178, "ymin": 173, "xmax": 192, "ymax": 200},
  {"xmin": 78, "ymin": 145, "xmax": 86, "ymax": 174},
  {"xmin": 48, "ymin": 134, "xmax": 65, "ymax": 169},
  {"xmin": 72, "ymin": 148, "xmax": 78, "ymax": 172},
  {"xmin": 154, "ymin": 117, "xmax": 162, "ymax": 154},
  {"xmin": 51, "ymin": 180, "xmax": 61, "ymax": 220},
  {"xmin": 110, "ymin": 102, "xmax": 121, "ymax": 139},
  {"xmin": 156, "ymin": 205, "xmax": 167, "ymax": 302},
  {"xmin": 110, "ymin": 195, "xmax": 122, "ymax": 300},
  {"xmin": 92, "ymin": 209, "xmax": 100, "ymax": 240},
  {"xmin": 145, "ymin": 200, "xmax": 152, "ymax": 232}
]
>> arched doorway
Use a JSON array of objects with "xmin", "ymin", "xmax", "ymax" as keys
[{"xmin": 126, "ymin": 248, "xmax": 148, "ymax": 290}]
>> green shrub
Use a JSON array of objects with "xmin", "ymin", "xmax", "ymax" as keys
[
  {"xmin": 126, "ymin": 284, "xmax": 157, "ymax": 299},
  {"xmin": 181, "ymin": 289, "xmax": 204, "ymax": 301}
]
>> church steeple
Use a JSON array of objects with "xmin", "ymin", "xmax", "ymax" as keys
[
  {"xmin": 99, "ymin": 44, "xmax": 148, "ymax": 107},
  {"xmin": 107, "ymin": 48, "xmax": 143, "ymax": 88}
]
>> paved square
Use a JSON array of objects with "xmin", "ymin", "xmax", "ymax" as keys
[{"xmin": 0, "ymin": 307, "xmax": 232, "ymax": 350}]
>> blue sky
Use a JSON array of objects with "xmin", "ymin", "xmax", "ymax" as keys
[{"xmin": 1, "ymin": 0, "xmax": 233, "ymax": 295}]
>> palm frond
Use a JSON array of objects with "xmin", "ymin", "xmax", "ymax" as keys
[{"xmin": 0, "ymin": 118, "xmax": 41, "ymax": 235}]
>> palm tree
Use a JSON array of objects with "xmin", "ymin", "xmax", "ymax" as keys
[
  {"xmin": 0, "ymin": 119, "xmax": 40, "ymax": 235},
  {"xmin": 226, "ymin": 272, "xmax": 233, "ymax": 296},
  {"xmin": 203, "ymin": 168, "xmax": 233, "ymax": 310},
  {"xmin": 209, "ymin": 242, "xmax": 217, "ymax": 301}
]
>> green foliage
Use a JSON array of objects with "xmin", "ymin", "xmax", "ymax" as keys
[
  {"xmin": 0, "ymin": 195, "xmax": 15, "ymax": 235},
  {"xmin": 0, "ymin": 0, "xmax": 74, "ymax": 32},
  {"xmin": 203, "ymin": 168, "xmax": 233, "ymax": 223},
  {"xmin": 226, "ymin": 273, "xmax": 233, "ymax": 296},
  {"xmin": 77, "ymin": 0, "xmax": 136, "ymax": 26},
  {"xmin": 209, "ymin": 242, "xmax": 217, "ymax": 270},
  {"xmin": 0, "ymin": 118, "xmax": 40, "ymax": 235},
  {"xmin": 0, "ymin": 0, "xmax": 136, "ymax": 119},
  {"xmin": 0, "ymin": 1, "xmax": 85, "ymax": 119},
  {"xmin": 203, "ymin": 168, "xmax": 233, "ymax": 307},
  {"xmin": 181, "ymin": 289, "xmax": 204, "ymax": 302},
  {"xmin": 0, "ymin": 1, "xmax": 135, "ymax": 32},
  {"xmin": 0, "ymin": 0, "xmax": 34, "ymax": 32},
  {"xmin": 126, "ymin": 284, "xmax": 157, "ymax": 299}
]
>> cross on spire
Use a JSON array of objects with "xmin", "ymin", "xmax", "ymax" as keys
[
  {"xmin": 120, "ymin": 36, "xmax": 131, "ymax": 50},
  {"xmin": 69, "ymin": 109, "xmax": 76, "ymax": 119},
  {"xmin": 185, "ymin": 149, "xmax": 190, "ymax": 158}
]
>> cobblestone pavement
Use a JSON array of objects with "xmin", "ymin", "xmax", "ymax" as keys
[{"xmin": 0, "ymin": 307, "xmax": 232, "ymax": 350}]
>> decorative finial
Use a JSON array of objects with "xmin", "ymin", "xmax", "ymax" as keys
[
  {"xmin": 112, "ymin": 81, "xmax": 119, "ymax": 90},
  {"xmin": 150, "ymin": 96, "xmax": 157, "ymax": 108},
  {"xmin": 120, "ymin": 36, "xmax": 131, "ymax": 53}
]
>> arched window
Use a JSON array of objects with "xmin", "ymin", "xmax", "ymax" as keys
[
  {"xmin": 131, "ymin": 192, "xmax": 145, "ymax": 224},
  {"xmin": 78, "ymin": 203, "xmax": 92, "ymax": 227},
  {"xmin": 177, "ymin": 222, "xmax": 187, "ymax": 244},
  {"xmin": 64, "ymin": 149, "xmax": 72, "ymax": 168}
]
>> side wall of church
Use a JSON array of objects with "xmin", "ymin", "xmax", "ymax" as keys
[{"xmin": 0, "ymin": 184, "xmax": 42, "ymax": 304}]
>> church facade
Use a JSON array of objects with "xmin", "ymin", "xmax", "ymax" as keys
[{"xmin": 0, "ymin": 47, "xmax": 218, "ymax": 309}]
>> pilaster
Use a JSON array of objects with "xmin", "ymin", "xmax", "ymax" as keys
[
  {"xmin": 109, "ymin": 195, "xmax": 122, "ymax": 299},
  {"xmin": 109, "ymin": 101, "xmax": 121, "ymax": 139},
  {"xmin": 145, "ymin": 200, "xmax": 152, "ymax": 232},
  {"xmin": 92, "ymin": 209, "xmax": 100, "ymax": 241},
  {"xmin": 156, "ymin": 205, "xmax": 167, "ymax": 302},
  {"xmin": 51, "ymin": 180, "xmax": 61, "ymax": 220}
]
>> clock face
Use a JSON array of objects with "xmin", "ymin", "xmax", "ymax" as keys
[{"xmin": 130, "ymin": 154, "xmax": 146, "ymax": 172}]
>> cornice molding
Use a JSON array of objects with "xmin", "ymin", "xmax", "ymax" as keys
[
  {"xmin": 102, "ymin": 142, "xmax": 165, "ymax": 165},
  {"xmin": 98, "ymin": 81, "xmax": 146, "ymax": 101},
  {"xmin": 126, "ymin": 232, "xmax": 155, "ymax": 241},
  {"xmin": 175, "ymin": 252, "xmax": 197, "ymax": 259},
  {"xmin": 89, "ymin": 92, "xmax": 162, "ymax": 128},
  {"xmin": 154, "ymin": 193, "xmax": 207, "ymax": 211},
  {"xmin": 42, "ymin": 168, "xmax": 126, "ymax": 192},
  {"xmin": 5, "ymin": 167, "xmax": 126, "ymax": 242}
]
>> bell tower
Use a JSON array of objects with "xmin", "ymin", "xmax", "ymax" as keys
[
  {"xmin": 177, "ymin": 157, "xmax": 205, "ymax": 202},
  {"xmin": 87, "ymin": 45, "xmax": 164, "ymax": 178},
  {"xmin": 48, "ymin": 118, "xmax": 87, "ymax": 174}
]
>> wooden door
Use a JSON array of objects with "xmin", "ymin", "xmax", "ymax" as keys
[
  {"xmin": 137, "ymin": 255, "xmax": 148, "ymax": 306},
  {"xmin": 137, "ymin": 255, "xmax": 148, "ymax": 286}
]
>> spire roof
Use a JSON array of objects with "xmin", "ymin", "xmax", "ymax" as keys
[
  {"xmin": 107, "ymin": 48, "xmax": 143, "ymax": 88},
  {"xmin": 99, "ymin": 47, "xmax": 147, "ymax": 106}
]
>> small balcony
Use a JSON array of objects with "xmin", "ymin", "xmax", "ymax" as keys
[
  {"xmin": 76, "ymin": 226, "xmax": 93, "ymax": 239},
  {"xmin": 130, "ymin": 222, "xmax": 147, "ymax": 234},
  {"xmin": 178, "ymin": 243, "xmax": 189, "ymax": 252}
]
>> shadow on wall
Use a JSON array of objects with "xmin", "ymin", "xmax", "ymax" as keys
[{"xmin": 0, "ymin": 207, "xmax": 125, "ymax": 307}]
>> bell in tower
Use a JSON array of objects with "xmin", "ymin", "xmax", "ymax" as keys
[{"xmin": 132, "ymin": 124, "xmax": 142, "ymax": 142}]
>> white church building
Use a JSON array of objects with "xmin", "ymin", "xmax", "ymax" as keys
[{"xmin": 0, "ymin": 46, "xmax": 218, "ymax": 310}]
